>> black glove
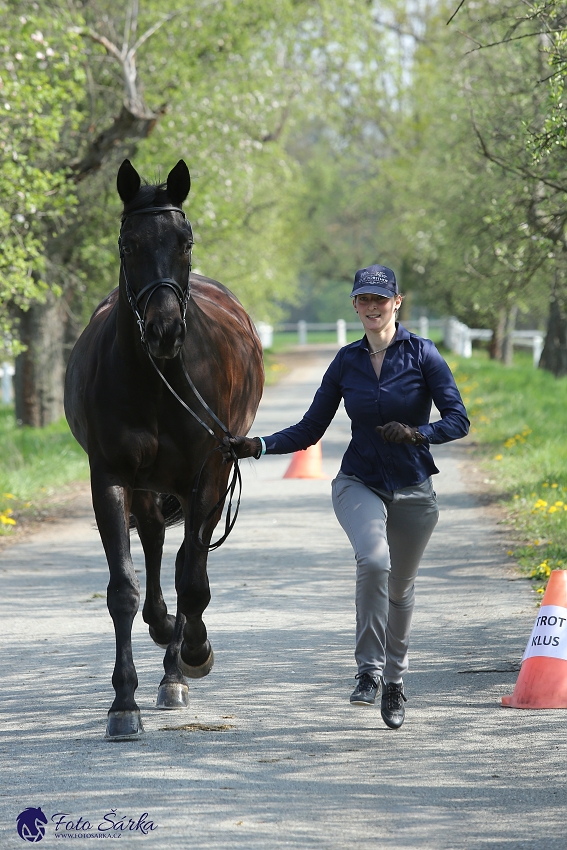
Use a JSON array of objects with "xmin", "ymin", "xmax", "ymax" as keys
[
  {"xmin": 376, "ymin": 422, "xmax": 424, "ymax": 445},
  {"xmin": 220, "ymin": 435, "xmax": 262, "ymax": 462}
]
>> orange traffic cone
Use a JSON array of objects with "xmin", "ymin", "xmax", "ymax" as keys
[
  {"xmin": 283, "ymin": 441, "xmax": 328, "ymax": 479},
  {"xmin": 502, "ymin": 570, "xmax": 567, "ymax": 709}
]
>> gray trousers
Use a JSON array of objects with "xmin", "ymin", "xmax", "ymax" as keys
[{"xmin": 332, "ymin": 471, "xmax": 439, "ymax": 683}]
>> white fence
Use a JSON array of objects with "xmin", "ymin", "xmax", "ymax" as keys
[
  {"xmin": 255, "ymin": 316, "xmax": 545, "ymax": 366},
  {"xmin": 0, "ymin": 363, "xmax": 14, "ymax": 404},
  {"xmin": 257, "ymin": 317, "xmax": 446, "ymax": 348},
  {"xmin": 444, "ymin": 317, "xmax": 544, "ymax": 366}
]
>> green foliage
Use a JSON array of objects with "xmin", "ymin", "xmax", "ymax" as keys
[
  {"xmin": 0, "ymin": 3, "xmax": 86, "ymax": 350},
  {"xmin": 450, "ymin": 351, "xmax": 567, "ymax": 594}
]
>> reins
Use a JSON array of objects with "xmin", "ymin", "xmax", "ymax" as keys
[{"xmin": 119, "ymin": 204, "xmax": 242, "ymax": 552}]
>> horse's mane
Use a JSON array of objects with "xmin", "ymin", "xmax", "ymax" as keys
[{"xmin": 120, "ymin": 182, "xmax": 173, "ymax": 220}]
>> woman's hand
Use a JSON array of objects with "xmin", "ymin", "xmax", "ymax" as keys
[
  {"xmin": 376, "ymin": 422, "xmax": 423, "ymax": 445},
  {"xmin": 220, "ymin": 435, "xmax": 261, "ymax": 462}
]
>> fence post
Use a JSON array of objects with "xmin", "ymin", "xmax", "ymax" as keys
[
  {"xmin": 255, "ymin": 322, "xmax": 273, "ymax": 349},
  {"xmin": 336, "ymin": 319, "xmax": 347, "ymax": 347},
  {"xmin": 2, "ymin": 363, "xmax": 13, "ymax": 404},
  {"xmin": 533, "ymin": 333, "xmax": 543, "ymax": 367},
  {"xmin": 298, "ymin": 320, "xmax": 307, "ymax": 345},
  {"xmin": 418, "ymin": 315, "xmax": 429, "ymax": 339}
]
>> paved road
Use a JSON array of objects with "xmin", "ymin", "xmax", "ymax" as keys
[{"xmin": 0, "ymin": 349, "xmax": 565, "ymax": 849}]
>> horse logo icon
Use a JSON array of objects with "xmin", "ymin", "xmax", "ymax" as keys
[{"xmin": 16, "ymin": 807, "xmax": 48, "ymax": 842}]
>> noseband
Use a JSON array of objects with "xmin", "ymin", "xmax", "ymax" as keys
[{"xmin": 118, "ymin": 205, "xmax": 193, "ymax": 346}]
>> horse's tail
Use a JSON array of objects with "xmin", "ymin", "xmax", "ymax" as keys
[
  {"xmin": 159, "ymin": 494, "xmax": 185, "ymax": 528},
  {"xmin": 129, "ymin": 494, "xmax": 185, "ymax": 532}
]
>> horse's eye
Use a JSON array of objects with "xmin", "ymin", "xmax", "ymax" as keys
[
  {"xmin": 183, "ymin": 243, "xmax": 192, "ymax": 255},
  {"xmin": 122, "ymin": 243, "xmax": 133, "ymax": 255}
]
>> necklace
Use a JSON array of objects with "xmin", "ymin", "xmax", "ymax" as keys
[{"xmin": 368, "ymin": 342, "xmax": 392, "ymax": 356}]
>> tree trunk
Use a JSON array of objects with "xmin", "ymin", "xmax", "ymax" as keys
[
  {"xmin": 488, "ymin": 307, "xmax": 506, "ymax": 360},
  {"xmin": 14, "ymin": 292, "xmax": 67, "ymax": 426},
  {"xmin": 539, "ymin": 296, "xmax": 567, "ymax": 376}
]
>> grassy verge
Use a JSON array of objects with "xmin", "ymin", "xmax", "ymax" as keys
[
  {"xmin": 448, "ymin": 349, "xmax": 567, "ymax": 598},
  {"xmin": 0, "ymin": 405, "xmax": 88, "ymax": 536}
]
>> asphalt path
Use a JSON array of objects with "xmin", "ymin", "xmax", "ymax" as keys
[{"xmin": 0, "ymin": 348, "xmax": 565, "ymax": 849}]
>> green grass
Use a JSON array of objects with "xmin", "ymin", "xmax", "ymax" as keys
[
  {"xmin": 448, "ymin": 349, "xmax": 567, "ymax": 597},
  {"xmin": 0, "ymin": 405, "xmax": 88, "ymax": 534}
]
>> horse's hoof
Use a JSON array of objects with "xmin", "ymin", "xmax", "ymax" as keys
[
  {"xmin": 105, "ymin": 710, "xmax": 144, "ymax": 741},
  {"xmin": 149, "ymin": 615, "xmax": 176, "ymax": 649},
  {"xmin": 178, "ymin": 643, "xmax": 215, "ymax": 679},
  {"xmin": 156, "ymin": 682, "xmax": 190, "ymax": 710}
]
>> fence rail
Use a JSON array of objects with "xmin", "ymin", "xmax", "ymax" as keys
[{"xmin": 255, "ymin": 316, "xmax": 545, "ymax": 368}]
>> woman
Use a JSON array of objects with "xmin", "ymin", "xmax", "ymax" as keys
[{"xmin": 222, "ymin": 264, "xmax": 469, "ymax": 729}]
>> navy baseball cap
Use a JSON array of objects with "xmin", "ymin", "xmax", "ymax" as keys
[{"xmin": 350, "ymin": 264, "xmax": 397, "ymax": 298}]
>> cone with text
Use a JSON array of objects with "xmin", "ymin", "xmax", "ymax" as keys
[
  {"xmin": 283, "ymin": 441, "xmax": 328, "ymax": 479},
  {"xmin": 502, "ymin": 570, "xmax": 567, "ymax": 709}
]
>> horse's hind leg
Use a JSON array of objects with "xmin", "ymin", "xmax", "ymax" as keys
[
  {"xmin": 131, "ymin": 491, "xmax": 175, "ymax": 649},
  {"xmin": 131, "ymin": 491, "xmax": 189, "ymax": 710},
  {"xmin": 156, "ymin": 611, "xmax": 190, "ymax": 709}
]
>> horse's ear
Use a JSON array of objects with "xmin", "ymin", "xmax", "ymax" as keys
[
  {"xmin": 117, "ymin": 160, "xmax": 141, "ymax": 204},
  {"xmin": 167, "ymin": 160, "xmax": 191, "ymax": 207}
]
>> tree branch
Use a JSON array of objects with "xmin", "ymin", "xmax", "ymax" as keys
[
  {"xmin": 69, "ymin": 10, "xmax": 180, "ymax": 180},
  {"xmin": 447, "ymin": 0, "xmax": 467, "ymax": 27}
]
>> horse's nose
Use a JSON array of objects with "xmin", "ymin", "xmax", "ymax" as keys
[{"xmin": 145, "ymin": 317, "xmax": 186, "ymax": 358}]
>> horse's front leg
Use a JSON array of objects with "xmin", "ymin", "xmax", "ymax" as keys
[
  {"xmin": 176, "ymin": 488, "xmax": 217, "ymax": 680},
  {"xmin": 91, "ymin": 470, "xmax": 142, "ymax": 740}
]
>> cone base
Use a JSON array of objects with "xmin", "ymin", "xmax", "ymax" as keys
[{"xmin": 501, "ymin": 655, "xmax": 567, "ymax": 709}]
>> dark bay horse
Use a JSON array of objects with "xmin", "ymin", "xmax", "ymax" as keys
[{"xmin": 64, "ymin": 159, "xmax": 264, "ymax": 740}]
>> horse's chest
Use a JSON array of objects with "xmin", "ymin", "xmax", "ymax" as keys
[{"xmin": 132, "ymin": 430, "xmax": 193, "ymax": 490}]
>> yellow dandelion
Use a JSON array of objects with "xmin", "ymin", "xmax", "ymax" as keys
[
  {"xmin": 555, "ymin": 501, "xmax": 564, "ymax": 507},
  {"xmin": 552, "ymin": 483, "xmax": 559, "ymax": 488},
  {"xmin": 549, "ymin": 506, "xmax": 558, "ymax": 513},
  {"xmin": 543, "ymin": 483, "xmax": 549, "ymax": 488},
  {"xmin": 2, "ymin": 493, "xmax": 15, "ymax": 500},
  {"xmin": 495, "ymin": 454, "xmax": 503, "ymax": 460},
  {"xmin": 507, "ymin": 550, "xmax": 513, "ymax": 556}
]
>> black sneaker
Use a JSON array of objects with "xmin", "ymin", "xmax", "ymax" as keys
[
  {"xmin": 380, "ymin": 680, "xmax": 407, "ymax": 728},
  {"xmin": 350, "ymin": 673, "xmax": 379, "ymax": 705}
]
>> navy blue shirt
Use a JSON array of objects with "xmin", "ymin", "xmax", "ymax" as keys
[{"xmin": 263, "ymin": 324, "xmax": 469, "ymax": 491}]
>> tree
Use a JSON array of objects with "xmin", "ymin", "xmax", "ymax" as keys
[{"xmin": 0, "ymin": 6, "xmax": 86, "ymax": 423}]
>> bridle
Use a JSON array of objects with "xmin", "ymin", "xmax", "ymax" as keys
[
  {"xmin": 118, "ymin": 205, "xmax": 193, "ymax": 346},
  {"xmin": 118, "ymin": 203, "xmax": 241, "ymax": 552}
]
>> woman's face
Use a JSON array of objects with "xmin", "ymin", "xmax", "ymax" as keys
[{"xmin": 352, "ymin": 293, "xmax": 401, "ymax": 334}]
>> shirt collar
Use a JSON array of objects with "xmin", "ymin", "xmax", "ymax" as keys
[{"xmin": 356, "ymin": 322, "xmax": 410, "ymax": 352}]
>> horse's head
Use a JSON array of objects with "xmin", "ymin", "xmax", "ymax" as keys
[{"xmin": 117, "ymin": 159, "xmax": 193, "ymax": 359}]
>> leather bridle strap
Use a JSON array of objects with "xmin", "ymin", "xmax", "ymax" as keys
[
  {"xmin": 145, "ymin": 353, "xmax": 242, "ymax": 552},
  {"xmin": 118, "ymin": 202, "xmax": 241, "ymax": 551},
  {"xmin": 118, "ymin": 205, "xmax": 193, "ymax": 345}
]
